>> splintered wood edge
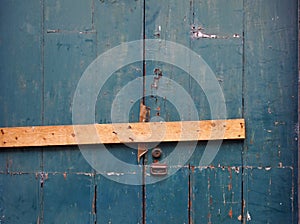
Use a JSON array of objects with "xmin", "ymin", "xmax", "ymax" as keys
[{"xmin": 0, "ymin": 119, "xmax": 245, "ymax": 148}]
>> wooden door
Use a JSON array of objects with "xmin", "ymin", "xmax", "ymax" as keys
[{"xmin": 0, "ymin": 0, "xmax": 298, "ymax": 223}]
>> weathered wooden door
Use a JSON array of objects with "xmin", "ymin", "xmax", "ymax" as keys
[{"xmin": 0, "ymin": 0, "xmax": 298, "ymax": 223}]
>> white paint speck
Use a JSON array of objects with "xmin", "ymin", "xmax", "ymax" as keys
[{"xmin": 247, "ymin": 211, "xmax": 251, "ymax": 221}]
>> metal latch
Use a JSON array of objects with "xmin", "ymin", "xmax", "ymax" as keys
[{"xmin": 150, "ymin": 163, "xmax": 168, "ymax": 176}]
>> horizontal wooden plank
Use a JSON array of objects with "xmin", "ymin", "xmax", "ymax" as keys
[{"xmin": 0, "ymin": 119, "xmax": 245, "ymax": 148}]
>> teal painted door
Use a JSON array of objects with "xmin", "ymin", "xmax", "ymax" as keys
[{"xmin": 0, "ymin": 1, "xmax": 298, "ymax": 224}]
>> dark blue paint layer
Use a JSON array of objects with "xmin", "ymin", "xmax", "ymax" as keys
[
  {"xmin": 96, "ymin": 175, "xmax": 142, "ymax": 224},
  {"xmin": 0, "ymin": 0, "xmax": 43, "ymax": 176},
  {"xmin": 244, "ymin": 0, "xmax": 298, "ymax": 167},
  {"xmin": 246, "ymin": 168, "xmax": 294, "ymax": 223},
  {"xmin": 0, "ymin": 0, "xmax": 298, "ymax": 223},
  {"xmin": 145, "ymin": 168, "xmax": 189, "ymax": 224},
  {"xmin": 244, "ymin": 0, "xmax": 298, "ymax": 222},
  {"xmin": 191, "ymin": 167, "xmax": 242, "ymax": 223},
  {"xmin": 44, "ymin": 0, "xmax": 93, "ymax": 32},
  {"xmin": 0, "ymin": 174, "xmax": 41, "ymax": 223},
  {"xmin": 43, "ymin": 173, "xmax": 93, "ymax": 223},
  {"xmin": 0, "ymin": 0, "xmax": 43, "ymax": 127}
]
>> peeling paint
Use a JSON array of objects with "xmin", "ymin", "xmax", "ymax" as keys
[
  {"xmin": 38, "ymin": 172, "xmax": 48, "ymax": 187},
  {"xmin": 153, "ymin": 25, "xmax": 161, "ymax": 38},
  {"xmin": 151, "ymin": 68, "xmax": 163, "ymax": 90},
  {"xmin": 246, "ymin": 211, "xmax": 251, "ymax": 221},
  {"xmin": 190, "ymin": 24, "xmax": 241, "ymax": 40},
  {"xmin": 106, "ymin": 172, "xmax": 125, "ymax": 176}
]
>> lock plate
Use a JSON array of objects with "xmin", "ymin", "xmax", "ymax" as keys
[{"xmin": 150, "ymin": 163, "xmax": 168, "ymax": 176}]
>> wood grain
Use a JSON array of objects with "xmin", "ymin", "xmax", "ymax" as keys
[{"xmin": 0, "ymin": 119, "xmax": 245, "ymax": 148}]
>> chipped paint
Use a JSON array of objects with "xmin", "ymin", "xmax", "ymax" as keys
[
  {"xmin": 106, "ymin": 172, "xmax": 125, "ymax": 176},
  {"xmin": 190, "ymin": 24, "xmax": 241, "ymax": 40},
  {"xmin": 246, "ymin": 211, "xmax": 251, "ymax": 221},
  {"xmin": 0, "ymin": 0, "xmax": 297, "ymax": 223}
]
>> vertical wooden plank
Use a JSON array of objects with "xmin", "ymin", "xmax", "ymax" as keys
[
  {"xmin": 190, "ymin": 0, "xmax": 243, "ymax": 223},
  {"xmin": 43, "ymin": 173, "xmax": 93, "ymax": 223},
  {"xmin": 190, "ymin": 0, "xmax": 243, "ymax": 120},
  {"xmin": 43, "ymin": 1, "xmax": 96, "ymax": 171},
  {"xmin": 0, "ymin": 0, "xmax": 43, "ymax": 127},
  {"xmin": 246, "ymin": 168, "xmax": 294, "ymax": 223},
  {"xmin": 146, "ymin": 167, "xmax": 189, "ymax": 224},
  {"xmin": 244, "ymin": 0, "xmax": 298, "ymax": 167},
  {"xmin": 144, "ymin": 0, "xmax": 191, "ymax": 222},
  {"xmin": 96, "ymin": 174, "xmax": 142, "ymax": 224},
  {"xmin": 191, "ymin": 167, "xmax": 242, "ymax": 223},
  {"xmin": 94, "ymin": 144, "xmax": 143, "ymax": 223},
  {"xmin": 94, "ymin": 0, "xmax": 143, "ymax": 124},
  {"xmin": 43, "ymin": 22, "xmax": 96, "ymax": 171},
  {"xmin": 42, "ymin": 1, "xmax": 96, "ymax": 223},
  {"xmin": 144, "ymin": 0, "xmax": 191, "ymax": 122},
  {"xmin": 0, "ymin": 0, "xmax": 43, "ymax": 173},
  {"xmin": 94, "ymin": 0, "xmax": 143, "ymax": 222},
  {"xmin": 0, "ymin": 174, "xmax": 41, "ymax": 223},
  {"xmin": 44, "ymin": 33, "xmax": 96, "ymax": 125},
  {"xmin": 244, "ymin": 0, "xmax": 298, "ymax": 222},
  {"xmin": 0, "ymin": 1, "xmax": 43, "ymax": 222}
]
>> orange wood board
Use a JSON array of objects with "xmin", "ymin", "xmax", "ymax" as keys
[{"xmin": 0, "ymin": 119, "xmax": 245, "ymax": 148}]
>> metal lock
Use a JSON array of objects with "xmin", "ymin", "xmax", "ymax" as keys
[
  {"xmin": 151, "ymin": 147, "xmax": 162, "ymax": 159},
  {"xmin": 150, "ymin": 163, "xmax": 168, "ymax": 176}
]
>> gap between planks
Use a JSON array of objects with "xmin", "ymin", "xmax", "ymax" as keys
[{"xmin": 0, "ymin": 119, "xmax": 245, "ymax": 148}]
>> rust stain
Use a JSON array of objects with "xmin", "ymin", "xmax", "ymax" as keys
[
  {"xmin": 92, "ymin": 185, "xmax": 97, "ymax": 215},
  {"xmin": 207, "ymin": 212, "xmax": 212, "ymax": 224},
  {"xmin": 71, "ymin": 133, "xmax": 75, "ymax": 137},
  {"xmin": 63, "ymin": 172, "xmax": 67, "ymax": 180},
  {"xmin": 242, "ymin": 199, "xmax": 246, "ymax": 223},
  {"xmin": 228, "ymin": 208, "xmax": 233, "ymax": 219},
  {"xmin": 139, "ymin": 102, "xmax": 150, "ymax": 122},
  {"xmin": 191, "ymin": 165, "xmax": 195, "ymax": 173},
  {"xmin": 228, "ymin": 183, "xmax": 232, "ymax": 191},
  {"xmin": 228, "ymin": 167, "xmax": 233, "ymax": 191},
  {"xmin": 188, "ymin": 174, "xmax": 192, "ymax": 224},
  {"xmin": 209, "ymin": 196, "xmax": 213, "ymax": 205}
]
